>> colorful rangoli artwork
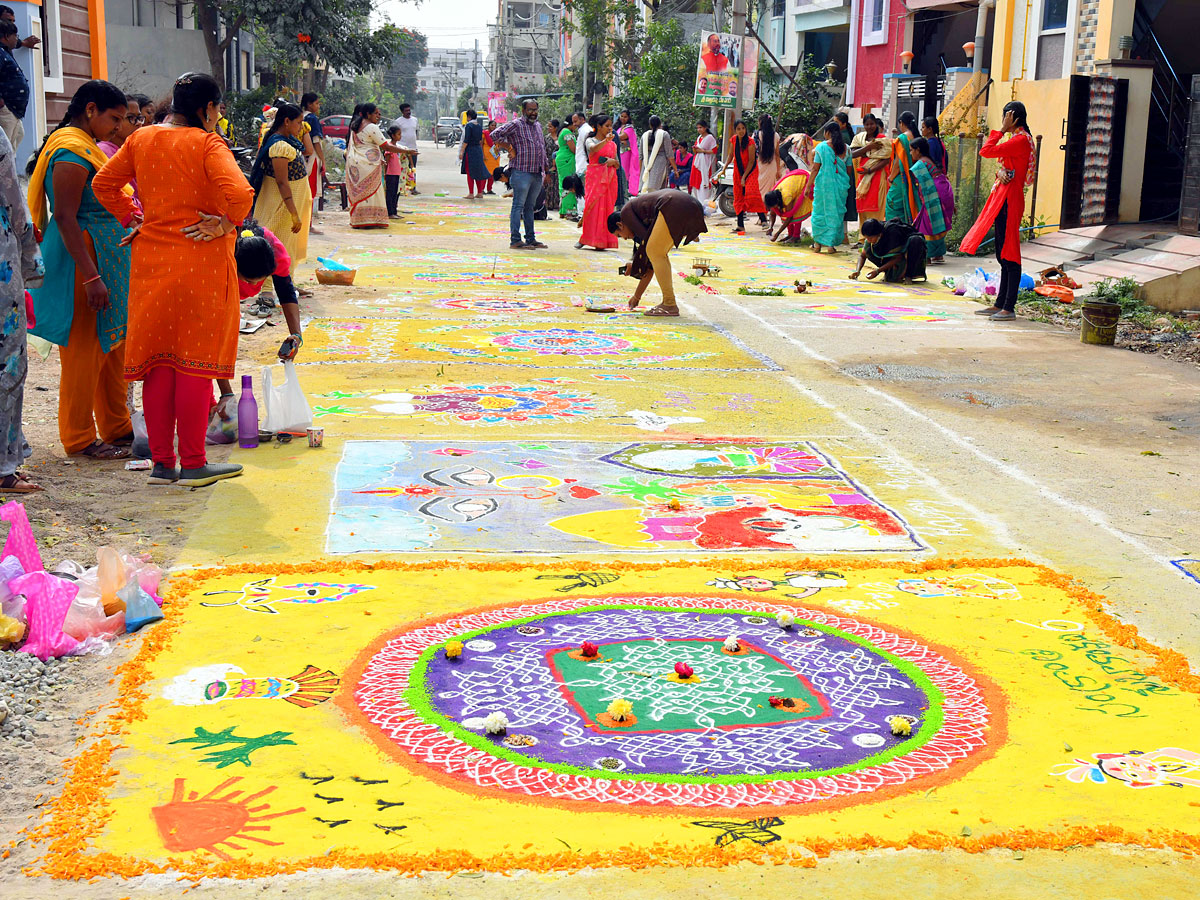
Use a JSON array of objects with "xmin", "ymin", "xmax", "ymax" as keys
[
  {"xmin": 434, "ymin": 297, "xmax": 563, "ymax": 314},
  {"xmin": 326, "ymin": 440, "xmax": 924, "ymax": 554},
  {"xmin": 36, "ymin": 561, "xmax": 1200, "ymax": 877},
  {"xmin": 312, "ymin": 383, "xmax": 612, "ymax": 424},
  {"xmin": 301, "ymin": 319, "xmax": 779, "ymax": 370},
  {"xmin": 782, "ymin": 302, "xmax": 964, "ymax": 324}
]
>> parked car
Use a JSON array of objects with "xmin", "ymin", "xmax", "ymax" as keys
[
  {"xmin": 435, "ymin": 116, "xmax": 460, "ymax": 142},
  {"xmin": 320, "ymin": 114, "xmax": 352, "ymax": 140}
]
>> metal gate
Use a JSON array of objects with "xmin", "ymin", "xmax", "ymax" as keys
[{"xmin": 1060, "ymin": 74, "xmax": 1129, "ymax": 228}]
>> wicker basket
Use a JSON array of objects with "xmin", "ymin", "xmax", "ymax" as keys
[{"xmin": 316, "ymin": 268, "xmax": 356, "ymax": 286}]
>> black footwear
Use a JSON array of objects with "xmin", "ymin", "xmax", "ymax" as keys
[
  {"xmin": 178, "ymin": 463, "xmax": 244, "ymax": 487},
  {"xmin": 523, "ymin": 241, "xmax": 548, "ymax": 249},
  {"xmin": 148, "ymin": 463, "xmax": 180, "ymax": 485}
]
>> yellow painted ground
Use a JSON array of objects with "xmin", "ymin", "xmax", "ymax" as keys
[
  {"xmin": 40, "ymin": 561, "xmax": 1200, "ymax": 879},
  {"xmin": 29, "ymin": 189, "xmax": 1200, "ymax": 892}
]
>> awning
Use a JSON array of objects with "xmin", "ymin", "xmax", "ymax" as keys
[{"xmin": 904, "ymin": 0, "xmax": 977, "ymax": 9}]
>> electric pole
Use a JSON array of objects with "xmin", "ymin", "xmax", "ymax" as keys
[{"xmin": 723, "ymin": 0, "xmax": 747, "ymax": 164}]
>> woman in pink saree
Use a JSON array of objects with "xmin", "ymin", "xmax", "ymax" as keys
[{"xmin": 617, "ymin": 111, "xmax": 640, "ymax": 196}]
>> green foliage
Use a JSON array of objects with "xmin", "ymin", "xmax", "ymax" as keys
[
  {"xmin": 562, "ymin": 0, "xmax": 643, "ymax": 90},
  {"xmin": 749, "ymin": 58, "xmax": 836, "ymax": 137},
  {"xmin": 457, "ymin": 88, "xmax": 474, "ymax": 114},
  {"xmin": 228, "ymin": 84, "xmax": 276, "ymax": 144},
  {"xmin": 322, "ymin": 74, "xmax": 400, "ymax": 118},
  {"xmin": 737, "ymin": 286, "xmax": 785, "ymax": 296},
  {"xmin": 612, "ymin": 20, "xmax": 701, "ymax": 143},
  {"xmin": 942, "ymin": 134, "xmax": 998, "ymax": 254},
  {"xmin": 1089, "ymin": 276, "xmax": 1141, "ymax": 310}
]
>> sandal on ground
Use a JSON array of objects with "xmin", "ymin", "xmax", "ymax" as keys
[
  {"xmin": 73, "ymin": 440, "xmax": 130, "ymax": 461},
  {"xmin": 990, "ymin": 310, "xmax": 1016, "ymax": 321},
  {"xmin": 644, "ymin": 305, "xmax": 680, "ymax": 317},
  {"xmin": 0, "ymin": 472, "xmax": 42, "ymax": 493},
  {"xmin": 110, "ymin": 431, "xmax": 135, "ymax": 447}
]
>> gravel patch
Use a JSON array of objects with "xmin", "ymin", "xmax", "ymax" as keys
[
  {"xmin": 841, "ymin": 363, "xmax": 987, "ymax": 384},
  {"xmin": 0, "ymin": 652, "xmax": 79, "ymax": 744}
]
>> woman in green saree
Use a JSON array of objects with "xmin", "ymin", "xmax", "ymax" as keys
[
  {"xmin": 908, "ymin": 137, "xmax": 949, "ymax": 261},
  {"xmin": 885, "ymin": 111, "xmax": 920, "ymax": 223}
]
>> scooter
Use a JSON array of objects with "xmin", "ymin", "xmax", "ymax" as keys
[{"xmin": 231, "ymin": 146, "xmax": 255, "ymax": 176}]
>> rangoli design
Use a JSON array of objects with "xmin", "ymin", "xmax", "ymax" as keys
[
  {"xmin": 327, "ymin": 440, "xmax": 924, "ymax": 554},
  {"xmin": 354, "ymin": 595, "xmax": 989, "ymax": 807}
]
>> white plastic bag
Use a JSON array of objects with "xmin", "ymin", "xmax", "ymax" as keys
[{"xmin": 261, "ymin": 362, "xmax": 313, "ymax": 433}]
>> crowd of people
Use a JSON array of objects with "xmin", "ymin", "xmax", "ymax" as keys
[
  {"xmin": 0, "ymin": 69, "xmax": 1036, "ymax": 494},
  {"xmin": 1, "ymin": 73, "xmax": 334, "ymax": 494},
  {"xmin": 462, "ymin": 99, "xmax": 1032, "ymax": 319}
]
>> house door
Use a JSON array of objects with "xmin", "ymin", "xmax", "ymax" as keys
[{"xmin": 1060, "ymin": 74, "xmax": 1129, "ymax": 228}]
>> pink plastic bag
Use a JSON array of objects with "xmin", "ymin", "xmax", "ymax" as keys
[
  {"xmin": 12, "ymin": 572, "xmax": 80, "ymax": 660},
  {"xmin": 1, "ymin": 501, "xmax": 43, "ymax": 575},
  {"xmin": 62, "ymin": 589, "xmax": 125, "ymax": 641}
]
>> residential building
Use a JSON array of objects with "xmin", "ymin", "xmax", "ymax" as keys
[
  {"xmin": 105, "ymin": 1, "xmax": 255, "ymax": 101},
  {"xmin": 984, "ymin": 0, "xmax": 1196, "ymax": 230},
  {"xmin": 417, "ymin": 46, "xmax": 490, "ymax": 115},
  {"xmin": 489, "ymin": 0, "xmax": 563, "ymax": 93},
  {"xmin": 7, "ymin": 0, "xmax": 110, "ymax": 166}
]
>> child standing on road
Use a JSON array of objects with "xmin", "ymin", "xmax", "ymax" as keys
[{"xmin": 383, "ymin": 125, "xmax": 405, "ymax": 219}]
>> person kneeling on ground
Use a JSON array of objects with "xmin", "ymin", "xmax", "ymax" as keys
[
  {"xmin": 849, "ymin": 218, "xmax": 928, "ymax": 284},
  {"xmin": 492, "ymin": 166, "xmax": 548, "ymax": 220},
  {"xmin": 234, "ymin": 220, "xmax": 304, "ymax": 360},
  {"xmin": 607, "ymin": 189, "xmax": 707, "ymax": 317}
]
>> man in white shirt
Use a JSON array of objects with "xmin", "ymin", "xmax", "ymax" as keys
[
  {"xmin": 573, "ymin": 111, "xmax": 591, "ymax": 215},
  {"xmin": 392, "ymin": 103, "xmax": 420, "ymax": 194}
]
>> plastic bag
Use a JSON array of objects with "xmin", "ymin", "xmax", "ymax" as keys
[
  {"xmin": 62, "ymin": 590, "xmax": 124, "ymax": 641},
  {"xmin": 1, "ymin": 501, "xmax": 43, "ymax": 575},
  {"xmin": 206, "ymin": 401, "xmax": 237, "ymax": 445},
  {"xmin": 131, "ymin": 408, "xmax": 151, "ymax": 459},
  {"xmin": 12, "ymin": 572, "xmax": 80, "ymax": 660},
  {"xmin": 0, "ymin": 612, "xmax": 23, "ymax": 643},
  {"xmin": 120, "ymin": 582, "xmax": 163, "ymax": 632},
  {"xmin": 97, "ymin": 546, "xmax": 128, "ymax": 616},
  {"xmin": 261, "ymin": 362, "xmax": 312, "ymax": 433}
]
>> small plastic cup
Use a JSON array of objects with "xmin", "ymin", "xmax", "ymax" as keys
[{"xmin": 307, "ymin": 427, "xmax": 324, "ymax": 448}]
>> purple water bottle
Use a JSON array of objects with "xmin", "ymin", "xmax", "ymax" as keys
[{"xmin": 237, "ymin": 374, "xmax": 258, "ymax": 449}]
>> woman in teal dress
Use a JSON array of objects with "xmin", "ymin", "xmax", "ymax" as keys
[
  {"xmin": 885, "ymin": 111, "xmax": 920, "ymax": 223},
  {"xmin": 805, "ymin": 121, "xmax": 850, "ymax": 252},
  {"xmin": 909, "ymin": 137, "xmax": 950, "ymax": 262},
  {"xmin": 26, "ymin": 79, "xmax": 133, "ymax": 460}
]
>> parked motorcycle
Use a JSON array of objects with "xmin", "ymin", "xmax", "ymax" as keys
[{"xmin": 231, "ymin": 145, "xmax": 256, "ymax": 177}]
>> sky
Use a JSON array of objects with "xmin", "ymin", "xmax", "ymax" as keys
[{"xmin": 380, "ymin": 0, "xmax": 496, "ymax": 54}]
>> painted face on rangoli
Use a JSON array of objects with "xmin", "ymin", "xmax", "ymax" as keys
[{"xmin": 353, "ymin": 596, "xmax": 993, "ymax": 808}]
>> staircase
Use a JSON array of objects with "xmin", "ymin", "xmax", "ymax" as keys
[
  {"xmin": 1020, "ymin": 224, "xmax": 1200, "ymax": 313},
  {"xmin": 1133, "ymin": 2, "xmax": 1192, "ymax": 222}
]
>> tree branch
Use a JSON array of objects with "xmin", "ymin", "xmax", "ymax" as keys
[{"xmin": 217, "ymin": 12, "xmax": 247, "ymax": 53}]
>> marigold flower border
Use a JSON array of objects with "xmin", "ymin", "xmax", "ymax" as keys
[{"xmin": 22, "ymin": 555, "xmax": 1200, "ymax": 880}]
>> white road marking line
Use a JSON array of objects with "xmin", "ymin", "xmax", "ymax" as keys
[{"xmin": 703, "ymin": 290, "xmax": 1187, "ymax": 579}]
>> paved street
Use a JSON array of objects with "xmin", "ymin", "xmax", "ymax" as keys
[{"xmin": 11, "ymin": 142, "xmax": 1200, "ymax": 898}]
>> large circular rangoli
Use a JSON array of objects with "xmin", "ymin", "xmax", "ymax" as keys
[{"xmin": 354, "ymin": 595, "xmax": 992, "ymax": 808}]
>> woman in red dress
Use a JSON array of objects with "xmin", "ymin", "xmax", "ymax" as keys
[
  {"xmin": 959, "ymin": 101, "xmax": 1035, "ymax": 322},
  {"xmin": 724, "ymin": 120, "xmax": 766, "ymax": 232},
  {"xmin": 576, "ymin": 114, "xmax": 619, "ymax": 251}
]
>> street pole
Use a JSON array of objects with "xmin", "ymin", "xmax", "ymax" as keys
[{"xmin": 724, "ymin": 0, "xmax": 747, "ymax": 165}]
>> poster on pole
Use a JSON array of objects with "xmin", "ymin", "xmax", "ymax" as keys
[
  {"xmin": 487, "ymin": 91, "xmax": 511, "ymax": 124},
  {"xmin": 693, "ymin": 31, "xmax": 742, "ymax": 110},
  {"xmin": 740, "ymin": 37, "xmax": 759, "ymax": 104}
]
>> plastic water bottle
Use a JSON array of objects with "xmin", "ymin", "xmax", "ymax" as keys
[{"xmin": 237, "ymin": 374, "xmax": 258, "ymax": 449}]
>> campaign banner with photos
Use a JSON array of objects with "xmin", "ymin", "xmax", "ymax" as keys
[{"xmin": 694, "ymin": 31, "xmax": 742, "ymax": 110}]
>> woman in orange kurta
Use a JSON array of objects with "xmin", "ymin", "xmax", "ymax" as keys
[{"xmin": 93, "ymin": 72, "xmax": 255, "ymax": 488}]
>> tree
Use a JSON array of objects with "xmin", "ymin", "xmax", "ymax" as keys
[
  {"xmin": 749, "ymin": 56, "xmax": 836, "ymax": 137},
  {"xmin": 613, "ymin": 20, "xmax": 698, "ymax": 140},
  {"xmin": 195, "ymin": 0, "xmax": 418, "ymax": 93},
  {"xmin": 561, "ymin": 0, "xmax": 643, "ymax": 101},
  {"xmin": 456, "ymin": 88, "xmax": 474, "ymax": 113}
]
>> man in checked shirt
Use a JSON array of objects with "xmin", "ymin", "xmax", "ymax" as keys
[{"xmin": 490, "ymin": 99, "xmax": 551, "ymax": 250}]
